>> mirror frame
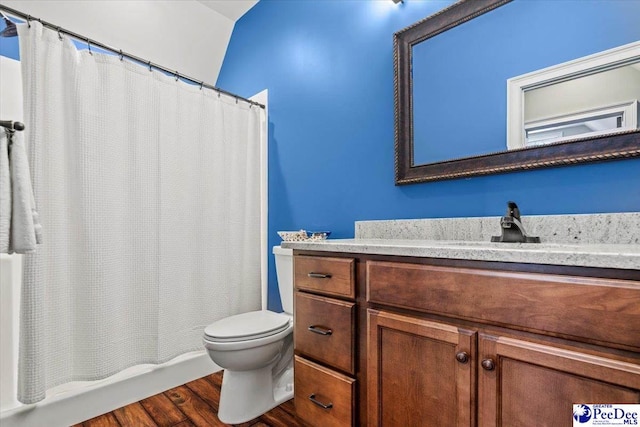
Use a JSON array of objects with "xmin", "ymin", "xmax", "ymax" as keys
[{"xmin": 394, "ymin": 0, "xmax": 640, "ymax": 185}]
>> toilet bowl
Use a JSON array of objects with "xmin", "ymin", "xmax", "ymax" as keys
[{"xmin": 202, "ymin": 246, "xmax": 294, "ymax": 424}]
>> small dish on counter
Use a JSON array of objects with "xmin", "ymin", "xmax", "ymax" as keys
[
  {"xmin": 307, "ymin": 231, "xmax": 331, "ymax": 240},
  {"xmin": 277, "ymin": 230, "xmax": 309, "ymax": 242}
]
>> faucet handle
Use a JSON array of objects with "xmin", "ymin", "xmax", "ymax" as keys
[{"xmin": 492, "ymin": 201, "xmax": 540, "ymax": 243}]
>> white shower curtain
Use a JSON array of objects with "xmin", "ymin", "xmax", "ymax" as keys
[{"xmin": 16, "ymin": 22, "xmax": 262, "ymax": 404}]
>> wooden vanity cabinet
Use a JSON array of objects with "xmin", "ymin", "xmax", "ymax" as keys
[
  {"xmin": 366, "ymin": 259, "xmax": 640, "ymax": 427},
  {"xmin": 293, "ymin": 255, "xmax": 357, "ymax": 427},
  {"xmin": 293, "ymin": 251, "xmax": 640, "ymax": 427},
  {"xmin": 367, "ymin": 310, "xmax": 640, "ymax": 427}
]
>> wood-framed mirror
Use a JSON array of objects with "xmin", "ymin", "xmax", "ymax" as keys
[{"xmin": 394, "ymin": 0, "xmax": 640, "ymax": 185}]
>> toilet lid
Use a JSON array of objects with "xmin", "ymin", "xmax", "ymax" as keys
[{"xmin": 204, "ymin": 310, "xmax": 291, "ymax": 342}]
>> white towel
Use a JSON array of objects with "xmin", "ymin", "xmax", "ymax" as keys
[
  {"xmin": 4, "ymin": 131, "xmax": 42, "ymax": 253},
  {"xmin": 0, "ymin": 131, "xmax": 11, "ymax": 252}
]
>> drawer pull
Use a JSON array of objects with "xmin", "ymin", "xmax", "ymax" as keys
[
  {"xmin": 308, "ymin": 325, "xmax": 333, "ymax": 336},
  {"xmin": 309, "ymin": 394, "xmax": 333, "ymax": 410},
  {"xmin": 307, "ymin": 272, "xmax": 332, "ymax": 279}
]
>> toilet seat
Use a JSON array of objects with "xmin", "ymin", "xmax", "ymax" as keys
[{"xmin": 204, "ymin": 310, "xmax": 291, "ymax": 343}]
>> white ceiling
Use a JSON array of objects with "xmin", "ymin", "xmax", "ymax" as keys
[
  {"xmin": 2, "ymin": 0, "xmax": 260, "ymax": 85},
  {"xmin": 195, "ymin": 0, "xmax": 259, "ymax": 21},
  {"xmin": 3, "ymin": 0, "xmax": 246, "ymax": 84}
]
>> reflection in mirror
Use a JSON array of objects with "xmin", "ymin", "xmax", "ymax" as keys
[
  {"xmin": 411, "ymin": 3, "xmax": 507, "ymax": 165},
  {"xmin": 522, "ymin": 64, "xmax": 640, "ymax": 147},
  {"xmin": 411, "ymin": 0, "xmax": 640, "ymax": 166},
  {"xmin": 507, "ymin": 41, "xmax": 640, "ymax": 150},
  {"xmin": 395, "ymin": 0, "xmax": 640, "ymax": 184}
]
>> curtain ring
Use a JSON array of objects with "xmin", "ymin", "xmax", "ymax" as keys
[
  {"xmin": 27, "ymin": 15, "xmax": 31, "ymax": 28},
  {"xmin": 119, "ymin": 49, "xmax": 124, "ymax": 61},
  {"xmin": 86, "ymin": 38, "xmax": 92, "ymax": 55},
  {"xmin": 175, "ymin": 71, "xmax": 179, "ymax": 82},
  {"xmin": 217, "ymin": 90, "xmax": 221, "ymax": 98},
  {"xmin": 148, "ymin": 61, "xmax": 152, "ymax": 72},
  {"xmin": 235, "ymin": 97, "xmax": 238, "ymax": 104},
  {"xmin": 57, "ymin": 27, "xmax": 63, "ymax": 41},
  {"xmin": 199, "ymin": 81, "xmax": 204, "ymax": 90}
]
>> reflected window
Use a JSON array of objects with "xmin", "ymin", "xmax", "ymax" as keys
[
  {"xmin": 507, "ymin": 41, "xmax": 640, "ymax": 151},
  {"xmin": 524, "ymin": 101, "xmax": 637, "ymax": 146}
]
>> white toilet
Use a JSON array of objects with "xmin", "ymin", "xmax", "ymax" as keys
[{"xmin": 202, "ymin": 246, "xmax": 294, "ymax": 424}]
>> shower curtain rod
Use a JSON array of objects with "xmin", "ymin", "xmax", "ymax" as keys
[{"xmin": 0, "ymin": 3, "xmax": 265, "ymax": 110}]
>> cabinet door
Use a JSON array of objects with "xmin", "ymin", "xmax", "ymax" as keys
[
  {"xmin": 478, "ymin": 333, "xmax": 640, "ymax": 427},
  {"xmin": 367, "ymin": 309, "xmax": 476, "ymax": 427}
]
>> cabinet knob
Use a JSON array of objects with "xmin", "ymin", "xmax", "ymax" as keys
[
  {"xmin": 455, "ymin": 351, "xmax": 469, "ymax": 364},
  {"xmin": 481, "ymin": 358, "xmax": 496, "ymax": 371}
]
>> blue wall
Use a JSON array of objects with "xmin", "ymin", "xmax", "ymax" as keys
[
  {"xmin": 217, "ymin": 0, "xmax": 640, "ymax": 311},
  {"xmin": 0, "ymin": 18, "xmax": 20, "ymax": 60}
]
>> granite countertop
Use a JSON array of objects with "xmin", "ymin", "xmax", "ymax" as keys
[{"xmin": 281, "ymin": 239, "xmax": 640, "ymax": 270}]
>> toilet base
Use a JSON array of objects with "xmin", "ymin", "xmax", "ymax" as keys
[{"xmin": 217, "ymin": 364, "xmax": 293, "ymax": 424}]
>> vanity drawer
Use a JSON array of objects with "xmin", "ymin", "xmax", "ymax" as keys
[
  {"xmin": 366, "ymin": 260, "xmax": 640, "ymax": 350},
  {"xmin": 295, "ymin": 256, "xmax": 355, "ymax": 299},
  {"xmin": 294, "ymin": 355, "xmax": 355, "ymax": 427},
  {"xmin": 295, "ymin": 291, "xmax": 356, "ymax": 374}
]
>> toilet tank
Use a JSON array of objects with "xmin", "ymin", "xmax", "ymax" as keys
[{"xmin": 273, "ymin": 246, "xmax": 293, "ymax": 314}]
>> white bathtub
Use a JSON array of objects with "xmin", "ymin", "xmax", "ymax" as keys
[{"xmin": 0, "ymin": 254, "xmax": 220, "ymax": 427}]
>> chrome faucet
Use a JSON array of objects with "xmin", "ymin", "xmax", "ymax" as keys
[{"xmin": 491, "ymin": 201, "xmax": 540, "ymax": 243}]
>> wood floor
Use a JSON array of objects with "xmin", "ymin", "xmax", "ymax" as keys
[{"xmin": 73, "ymin": 371, "xmax": 309, "ymax": 427}]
